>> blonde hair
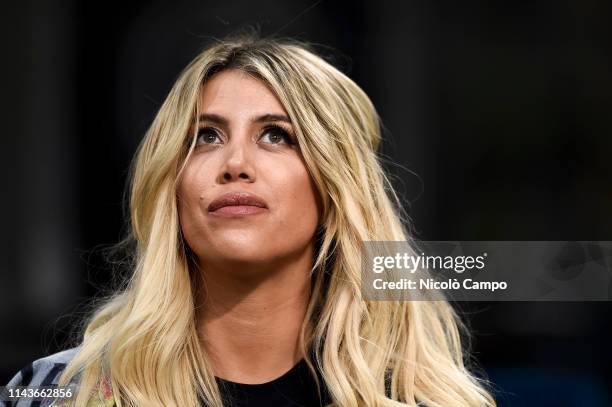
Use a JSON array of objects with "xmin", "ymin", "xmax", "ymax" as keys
[{"xmin": 58, "ymin": 31, "xmax": 496, "ymax": 407}]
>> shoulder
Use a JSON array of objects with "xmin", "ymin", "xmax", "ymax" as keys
[{"xmin": 6, "ymin": 347, "xmax": 80, "ymax": 387}]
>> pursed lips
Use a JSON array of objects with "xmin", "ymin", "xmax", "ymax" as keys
[{"xmin": 207, "ymin": 191, "xmax": 268, "ymax": 216}]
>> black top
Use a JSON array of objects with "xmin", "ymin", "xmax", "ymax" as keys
[{"xmin": 213, "ymin": 358, "xmax": 332, "ymax": 407}]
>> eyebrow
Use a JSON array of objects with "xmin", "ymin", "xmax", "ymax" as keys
[{"xmin": 197, "ymin": 113, "xmax": 292, "ymax": 125}]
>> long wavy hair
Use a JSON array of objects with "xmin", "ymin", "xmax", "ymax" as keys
[{"xmin": 58, "ymin": 32, "xmax": 496, "ymax": 407}]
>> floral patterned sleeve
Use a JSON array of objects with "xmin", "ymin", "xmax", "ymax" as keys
[{"xmin": 5, "ymin": 347, "xmax": 116, "ymax": 407}]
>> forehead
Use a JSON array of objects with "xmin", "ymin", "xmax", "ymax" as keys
[{"xmin": 198, "ymin": 69, "xmax": 288, "ymax": 115}]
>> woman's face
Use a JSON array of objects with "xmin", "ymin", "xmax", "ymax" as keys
[{"xmin": 178, "ymin": 69, "xmax": 321, "ymax": 274}]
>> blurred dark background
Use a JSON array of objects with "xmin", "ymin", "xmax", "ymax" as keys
[{"xmin": 1, "ymin": 0, "xmax": 611, "ymax": 405}]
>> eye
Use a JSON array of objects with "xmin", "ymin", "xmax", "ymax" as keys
[
  {"xmin": 259, "ymin": 125, "xmax": 296, "ymax": 145},
  {"xmin": 196, "ymin": 127, "xmax": 222, "ymax": 145}
]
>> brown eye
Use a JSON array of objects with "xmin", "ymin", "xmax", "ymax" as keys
[
  {"xmin": 260, "ymin": 125, "xmax": 295, "ymax": 145},
  {"xmin": 196, "ymin": 127, "xmax": 222, "ymax": 145}
]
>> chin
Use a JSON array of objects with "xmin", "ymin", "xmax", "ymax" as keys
[{"xmin": 203, "ymin": 241, "xmax": 274, "ymax": 263}]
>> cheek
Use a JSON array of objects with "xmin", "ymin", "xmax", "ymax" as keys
[
  {"xmin": 177, "ymin": 161, "xmax": 210, "ymax": 237},
  {"xmin": 274, "ymin": 164, "xmax": 320, "ymax": 230}
]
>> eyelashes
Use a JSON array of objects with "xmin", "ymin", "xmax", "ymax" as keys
[
  {"xmin": 195, "ymin": 124, "xmax": 297, "ymax": 146},
  {"xmin": 195, "ymin": 127, "xmax": 221, "ymax": 145}
]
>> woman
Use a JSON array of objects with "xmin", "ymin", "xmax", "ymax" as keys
[{"xmin": 7, "ymin": 33, "xmax": 496, "ymax": 406}]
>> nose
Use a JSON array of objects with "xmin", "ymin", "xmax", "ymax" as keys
[{"xmin": 217, "ymin": 133, "xmax": 256, "ymax": 184}]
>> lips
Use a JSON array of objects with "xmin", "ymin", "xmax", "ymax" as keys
[{"xmin": 208, "ymin": 191, "xmax": 268, "ymax": 212}]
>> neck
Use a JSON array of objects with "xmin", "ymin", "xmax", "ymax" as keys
[{"xmin": 195, "ymin": 245, "xmax": 314, "ymax": 384}]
